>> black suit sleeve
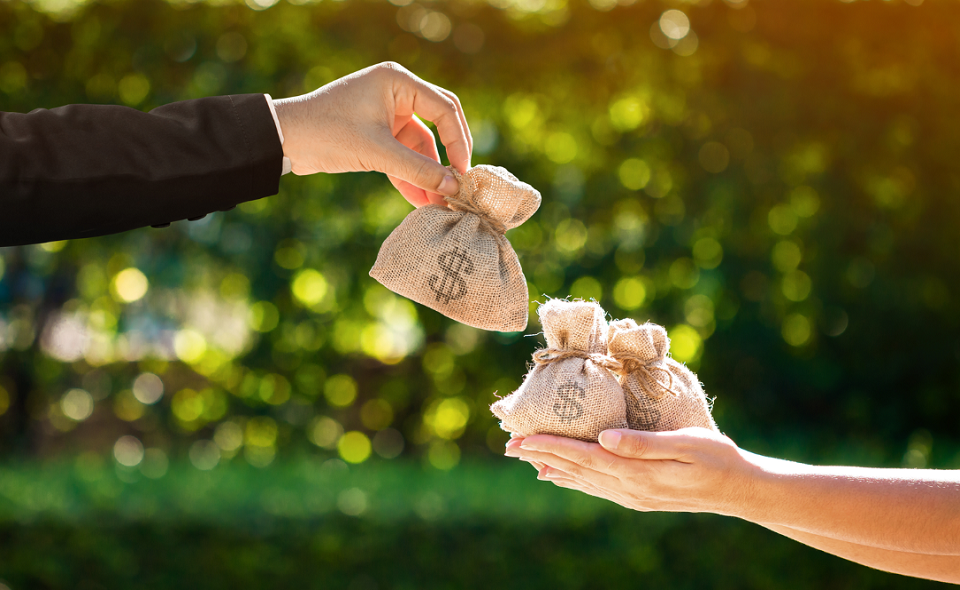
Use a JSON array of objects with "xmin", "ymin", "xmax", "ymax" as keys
[{"xmin": 0, "ymin": 94, "xmax": 283, "ymax": 247}]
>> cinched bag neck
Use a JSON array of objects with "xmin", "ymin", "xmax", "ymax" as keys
[
  {"xmin": 610, "ymin": 351, "xmax": 680, "ymax": 399},
  {"xmin": 532, "ymin": 348, "xmax": 622, "ymax": 373},
  {"xmin": 443, "ymin": 194, "xmax": 508, "ymax": 235},
  {"xmin": 443, "ymin": 165, "xmax": 541, "ymax": 233}
]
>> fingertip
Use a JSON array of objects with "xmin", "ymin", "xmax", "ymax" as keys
[
  {"xmin": 448, "ymin": 150, "xmax": 471, "ymax": 175},
  {"xmin": 437, "ymin": 175, "xmax": 458, "ymax": 196},
  {"xmin": 598, "ymin": 430, "xmax": 622, "ymax": 451}
]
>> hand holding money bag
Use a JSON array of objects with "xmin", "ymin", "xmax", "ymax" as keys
[
  {"xmin": 607, "ymin": 319, "xmax": 718, "ymax": 432},
  {"xmin": 490, "ymin": 300, "xmax": 628, "ymax": 442},
  {"xmin": 370, "ymin": 165, "xmax": 541, "ymax": 332}
]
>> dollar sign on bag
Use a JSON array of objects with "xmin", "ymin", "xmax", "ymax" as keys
[
  {"xmin": 553, "ymin": 381, "xmax": 585, "ymax": 423},
  {"xmin": 633, "ymin": 405, "xmax": 661, "ymax": 430},
  {"xmin": 428, "ymin": 247, "xmax": 474, "ymax": 304}
]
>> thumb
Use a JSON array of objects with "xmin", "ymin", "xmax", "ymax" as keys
[
  {"xmin": 379, "ymin": 137, "xmax": 460, "ymax": 198},
  {"xmin": 598, "ymin": 429, "xmax": 687, "ymax": 460}
]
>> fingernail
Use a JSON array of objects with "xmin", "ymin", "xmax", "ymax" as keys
[
  {"xmin": 437, "ymin": 175, "xmax": 458, "ymax": 196},
  {"xmin": 599, "ymin": 430, "xmax": 621, "ymax": 450},
  {"xmin": 518, "ymin": 441, "xmax": 536, "ymax": 450},
  {"xmin": 504, "ymin": 447, "xmax": 521, "ymax": 457}
]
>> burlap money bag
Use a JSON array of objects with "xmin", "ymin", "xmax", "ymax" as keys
[
  {"xmin": 370, "ymin": 165, "xmax": 541, "ymax": 332},
  {"xmin": 607, "ymin": 319, "xmax": 718, "ymax": 432},
  {"xmin": 490, "ymin": 300, "xmax": 628, "ymax": 441}
]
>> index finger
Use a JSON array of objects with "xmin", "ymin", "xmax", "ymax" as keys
[
  {"xmin": 437, "ymin": 87, "xmax": 473, "ymax": 161},
  {"xmin": 392, "ymin": 74, "xmax": 472, "ymax": 174},
  {"xmin": 599, "ymin": 428, "xmax": 721, "ymax": 462},
  {"xmin": 518, "ymin": 434, "xmax": 624, "ymax": 475}
]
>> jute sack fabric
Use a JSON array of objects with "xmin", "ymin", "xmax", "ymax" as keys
[
  {"xmin": 490, "ymin": 300, "xmax": 628, "ymax": 442},
  {"xmin": 370, "ymin": 165, "xmax": 541, "ymax": 332},
  {"xmin": 607, "ymin": 319, "xmax": 718, "ymax": 432}
]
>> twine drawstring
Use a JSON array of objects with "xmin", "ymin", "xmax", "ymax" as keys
[
  {"xmin": 610, "ymin": 351, "xmax": 680, "ymax": 398},
  {"xmin": 531, "ymin": 348, "xmax": 680, "ymax": 399},
  {"xmin": 443, "ymin": 195, "xmax": 508, "ymax": 235},
  {"xmin": 532, "ymin": 348, "xmax": 623, "ymax": 373}
]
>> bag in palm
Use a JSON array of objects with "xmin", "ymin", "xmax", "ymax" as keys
[{"xmin": 490, "ymin": 299, "xmax": 628, "ymax": 442}]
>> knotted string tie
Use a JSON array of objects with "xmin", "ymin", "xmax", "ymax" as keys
[
  {"xmin": 444, "ymin": 195, "xmax": 508, "ymax": 235},
  {"xmin": 609, "ymin": 351, "xmax": 680, "ymax": 398},
  {"xmin": 532, "ymin": 348, "xmax": 623, "ymax": 373}
]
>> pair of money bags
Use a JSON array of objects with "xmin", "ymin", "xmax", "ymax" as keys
[{"xmin": 491, "ymin": 299, "xmax": 719, "ymax": 442}]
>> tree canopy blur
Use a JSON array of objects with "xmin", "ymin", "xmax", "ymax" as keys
[{"xmin": 0, "ymin": 0, "xmax": 958, "ymax": 586}]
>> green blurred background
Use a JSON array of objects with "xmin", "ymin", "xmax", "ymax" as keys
[{"xmin": 0, "ymin": 0, "xmax": 958, "ymax": 587}]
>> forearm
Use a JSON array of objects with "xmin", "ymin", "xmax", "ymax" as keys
[
  {"xmin": 763, "ymin": 524, "xmax": 960, "ymax": 583},
  {"xmin": 0, "ymin": 95, "xmax": 282, "ymax": 247},
  {"xmin": 735, "ymin": 451, "xmax": 960, "ymax": 555}
]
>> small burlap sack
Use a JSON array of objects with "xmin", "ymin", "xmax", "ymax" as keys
[
  {"xmin": 370, "ymin": 165, "xmax": 541, "ymax": 332},
  {"xmin": 490, "ymin": 300, "xmax": 628, "ymax": 442},
  {"xmin": 607, "ymin": 319, "xmax": 718, "ymax": 432}
]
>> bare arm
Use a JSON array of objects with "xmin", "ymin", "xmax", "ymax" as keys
[
  {"xmin": 505, "ymin": 429, "xmax": 960, "ymax": 581},
  {"xmin": 532, "ymin": 458, "xmax": 960, "ymax": 583},
  {"xmin": 740, "ymin": 451, "xmax": 960, "ymax": 555},
  {"xmin": 762, "ymin": 524, "xmax": 960, "ymax": 584}
]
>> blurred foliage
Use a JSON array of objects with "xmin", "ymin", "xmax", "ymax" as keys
[
  {"xmin": 1, "ymin": 0, "xmax": 959, "ymax": 586},
  {"xmin": 0, "ymin": 460, "xmax": 944, "ymax": 590}
]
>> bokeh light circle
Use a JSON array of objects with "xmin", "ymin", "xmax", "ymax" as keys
[
  {"xmin": 132, "ymin": 373, "xmax": 164, "ymax": 405},
  {"xmin": 114, "ymin": 435, "xmax": 144, "ymax": 467},
  {"xmin": 61, "ymin": 389, "xmax": 94, "ymax": 421},
  {"xmin": 659, "ymin": 10, "xmax": 690, "ymax": 41}
]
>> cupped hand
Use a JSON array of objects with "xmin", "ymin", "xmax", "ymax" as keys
[
  {"xmin": 273, "ymin": 62, "xmax": 472, "ymax": 207},
  {"xmin": 504, "ymin": 428, "xmax": 756, "ymax": 517}
]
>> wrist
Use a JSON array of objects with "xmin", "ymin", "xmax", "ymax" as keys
[
  {"xmin": 715, "ymin": 448, "xmax": 775, "ymax": 521},
  {"xmin": 727, "ymin": 450, "xmax": 813, "ymax": 524},
  {"xmin": 273, "ymin": 97, "xmax": 308, "ymax": 174},
  {"xmin": 273, "ymin": 98, "xmax": 293, "ymax": 155},
  {"xmin": 264, "ymin": 94, "xmax": 293, "ymax": 176}
]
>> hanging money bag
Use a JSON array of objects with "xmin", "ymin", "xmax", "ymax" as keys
[
  {"xmin": 607, "ymin": 319, "xmax": 718, "ymax": 432},
  {"xmin": 370, "ymin": 165, "xmax": 541, "ymax": 332},
  {"xmin": 490, "ymin": 299, "xmax": 628, "ymax": 441}
]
